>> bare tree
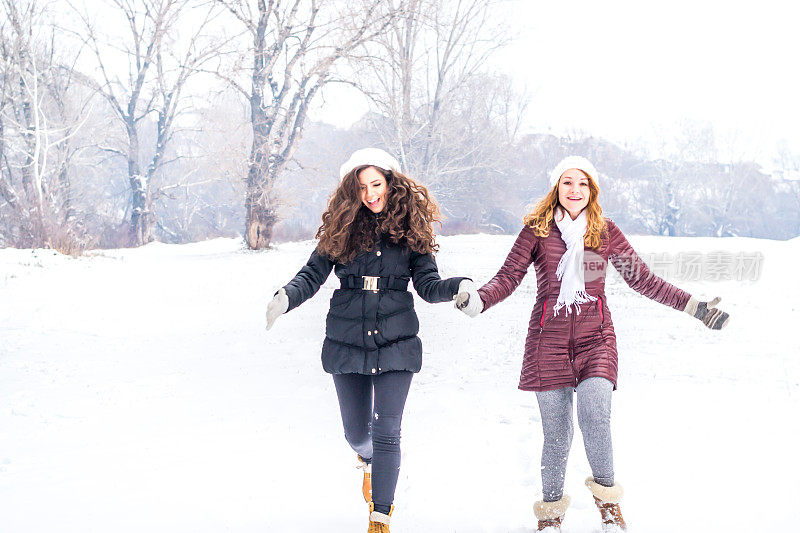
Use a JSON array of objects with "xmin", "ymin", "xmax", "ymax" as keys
[
  {"xmin": 150, "ymin": 98, "xmax": 250, "ymax": 243},
  {"xmin": 351, "ymin": 0, "xmax": 516, "ymax": 187},
  {"xmin": 210, "ymin": 0, "xmax": 397, "ymax": 249},
  {"xmin": 0, "ymin": 0, "xmax": 88, "ymax": 250},
  {"xmin": 70, "ymin": 0, "xmax": 224, "ymax": 246},
  {"xmin": 616, "ymin": 159, "xmax": 683, "ymax": 237},
  {"xmin": 774, "ymin": 140, "xmax": 800, "ymax": 236}
]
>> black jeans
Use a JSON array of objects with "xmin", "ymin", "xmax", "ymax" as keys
[{"xmin": 332, "ymin": 370, "xmax": 413, "ymax": 514}]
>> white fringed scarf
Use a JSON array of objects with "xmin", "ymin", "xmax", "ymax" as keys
[{"xmin": 553, "ymin": 207, "xmax": 597, "ymax": 316}]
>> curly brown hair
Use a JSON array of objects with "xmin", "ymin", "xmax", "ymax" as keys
[
  {"xmin": 523, "ymin": 170, "xmax": 607, "ymax": 249},
  {"xmin": 316, "ymin": 166, "xmax": 441, "ymax": 264}
]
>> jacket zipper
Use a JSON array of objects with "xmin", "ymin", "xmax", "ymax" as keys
[
  {"xmin": 569, "ymin": 309, "xmax": 577, "ymax": 387},
  {"xmin": 568, "ymin": 310, "xmax": 575, "ymax": 361},
  {"xmin": 362, "ymin": 281, "xmax": 369, "ymax": 374}
]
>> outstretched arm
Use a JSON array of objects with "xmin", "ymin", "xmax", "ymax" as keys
[
  {"xmin": 476, "ymin": 226, "xmax": 538, "ymax": 313},
  {"xmin": 409, "ymin": 251, "xmax": 468, "ymax": 303},
  {"xmin": 607, "ymin": 220, "xmax": 691, "ymax": 311},
  {"xmin": 607, "ymin": 220, "xmax": 730, "ymax": 329},
  {"xmin": 282, "ymin": 249, "xmax": 335, "ymax": 312}
]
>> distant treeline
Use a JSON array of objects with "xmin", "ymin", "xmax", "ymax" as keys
[
  {"xmin": 271, "ymin": 121, "xmax": 800, "ymax": 243},
  {"xmin": 2, "ymin": 0, "xmax": 798, "ymax": 253}
]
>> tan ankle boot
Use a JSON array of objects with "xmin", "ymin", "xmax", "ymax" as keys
[
  {"xmin": 585, "ymin": 477, "xmax": 627, "ymax": 531},
  {"xmin": 533, "ymin": 495, "xmax": 570, "ymax": 532},
  {"xmin": 367, "ymin": 502, "xmax": 393, "ymax": 533},
  {"xmin": 357, "ymin": 455, "xmax": 372, "ymax": 502}
]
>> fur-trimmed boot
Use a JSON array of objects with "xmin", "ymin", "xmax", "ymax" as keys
[
  {"xmin": 367, "ymin": 502, "xmax": 393, "ymax": 533},
  {"xmin": 357, "ymin": 454, "xmax": 372, "ymax": 502},
  {"xmin": 533, "ymin": 495, "xmax": 570, "ymax": 532},
  {"xmin": 585, "ymin": 477, "xmax": 627, "ymax": 532}
]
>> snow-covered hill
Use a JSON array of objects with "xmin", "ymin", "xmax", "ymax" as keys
[{"xmin": 1, "ymin": 234, "xmax": 798, "ymax": 532}]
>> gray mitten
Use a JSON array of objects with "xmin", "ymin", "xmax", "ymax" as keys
[
  {"xmin": 683, "ymin": 296, "xmax": 730, "ymax": 330},
  {"xmin": 454, "ymin": 280, "xmax": 483, "ymax": 318},
  {"xmin": 266, "ymin": 288, "xmax": 289, "ymax": 330}
]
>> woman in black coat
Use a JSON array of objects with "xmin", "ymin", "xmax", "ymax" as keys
[{"xmin": 265, "ymin": 148, "xmax": 475, "ymax": 532}]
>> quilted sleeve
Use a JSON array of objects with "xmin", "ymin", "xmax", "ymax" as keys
[
  {"xmin": 282, "ymin": 248, "xmax": 335, "ymax": 312},
  {"xmin": 477, "ymin": 226, "xmax": 538, "ymax": 312},
  {"xmin": 607, "ymin": 220, "xmax": 691, "ymax": 311},
  {"xmin": 409, "ymin": 251, "xmax": 469, "ymax": 303}
]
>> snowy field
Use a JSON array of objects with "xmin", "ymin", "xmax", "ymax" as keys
[{"xmin": 1, "ymin": 232, "xmax": 798, "ymax": 533}]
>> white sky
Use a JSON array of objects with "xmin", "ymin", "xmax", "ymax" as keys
[{"xmin": 312, "ymin": 0, "xmax": 800, "ymax": 167}]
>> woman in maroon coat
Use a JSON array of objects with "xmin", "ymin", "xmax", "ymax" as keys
[{"xmin": 455, "ymin": 156, "xmax": 729, "ymax": 532}]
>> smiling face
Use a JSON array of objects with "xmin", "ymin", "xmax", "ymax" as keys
[
  {"xmin": 358, "ymin": 166, "xmax": 388, "ymax": 213},
  {"xmin": 557, "ymin": 168, "xmax": 591, "ymax": 219}
]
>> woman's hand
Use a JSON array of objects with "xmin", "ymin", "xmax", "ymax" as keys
[
  {"xmin": 683, "ymin": 296, "xmax": 730, "ymax": 330},
  {"xmin": 266, "ymin": 288, "xmax": 289, "ymax": 330},
  {"xmin": 454, "ymin": 280, "xmax": 483, "ymax": 318}
]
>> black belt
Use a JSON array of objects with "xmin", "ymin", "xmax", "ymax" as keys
[{"xmin": 340, "ymin": 275, "xmax": 409, "ymax": 291}]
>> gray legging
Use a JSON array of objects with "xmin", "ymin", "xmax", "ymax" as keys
[{"xmin": 535, "ymin": 376, "xmax": 614, "ymax": 501}]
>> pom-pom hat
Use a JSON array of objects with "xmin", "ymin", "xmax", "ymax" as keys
[
  {"xmin": 549, "ymin": 156, "xmax": 599, "ymax": 188},
  {"xmin": 339, "ymin": 148, "xmax": 401, "ymax": 180}
]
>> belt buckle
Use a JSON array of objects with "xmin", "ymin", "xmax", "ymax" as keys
[{"xmin": 362, "ymin": 276, "xmax": 379, "ymax": 292}]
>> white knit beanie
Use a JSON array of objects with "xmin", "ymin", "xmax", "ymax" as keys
[
  {"xmin": 339, "ymin": 148, "xmax": 401, "ymax": 180},
  {"xmin": 549, "ymin": 156, "xmax": 599, "ymax": 188}
]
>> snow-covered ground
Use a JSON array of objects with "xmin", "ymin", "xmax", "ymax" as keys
[{"xmin": 1, "ymin": 233, "xmax": 798, "ymax": 532}]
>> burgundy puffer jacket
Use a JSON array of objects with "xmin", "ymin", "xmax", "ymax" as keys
[{"xmin": 477, "ymin": 219, "xmax": 691, "ymax": 391}]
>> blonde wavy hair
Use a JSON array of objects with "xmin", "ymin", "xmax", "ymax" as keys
[{"xmin": 523, "ymin": 170, "xmax": 606, "ymax": 249}]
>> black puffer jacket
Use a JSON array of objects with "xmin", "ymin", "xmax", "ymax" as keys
[{"xmin": 282, "ymin": 234, "xmax": 467, "ymax": 375}]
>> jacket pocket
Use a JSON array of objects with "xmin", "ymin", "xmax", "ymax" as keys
[
  {"xmin": 598, "ymin": 296, "xmax": 604, "ymax": 321},
  {"xmin": 598, "ymin": 296, "xmax": 606, "ymax": 334},
  {"xmin": 539, "ymin": 297, "xmax": 549, "ymax": 331}
]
